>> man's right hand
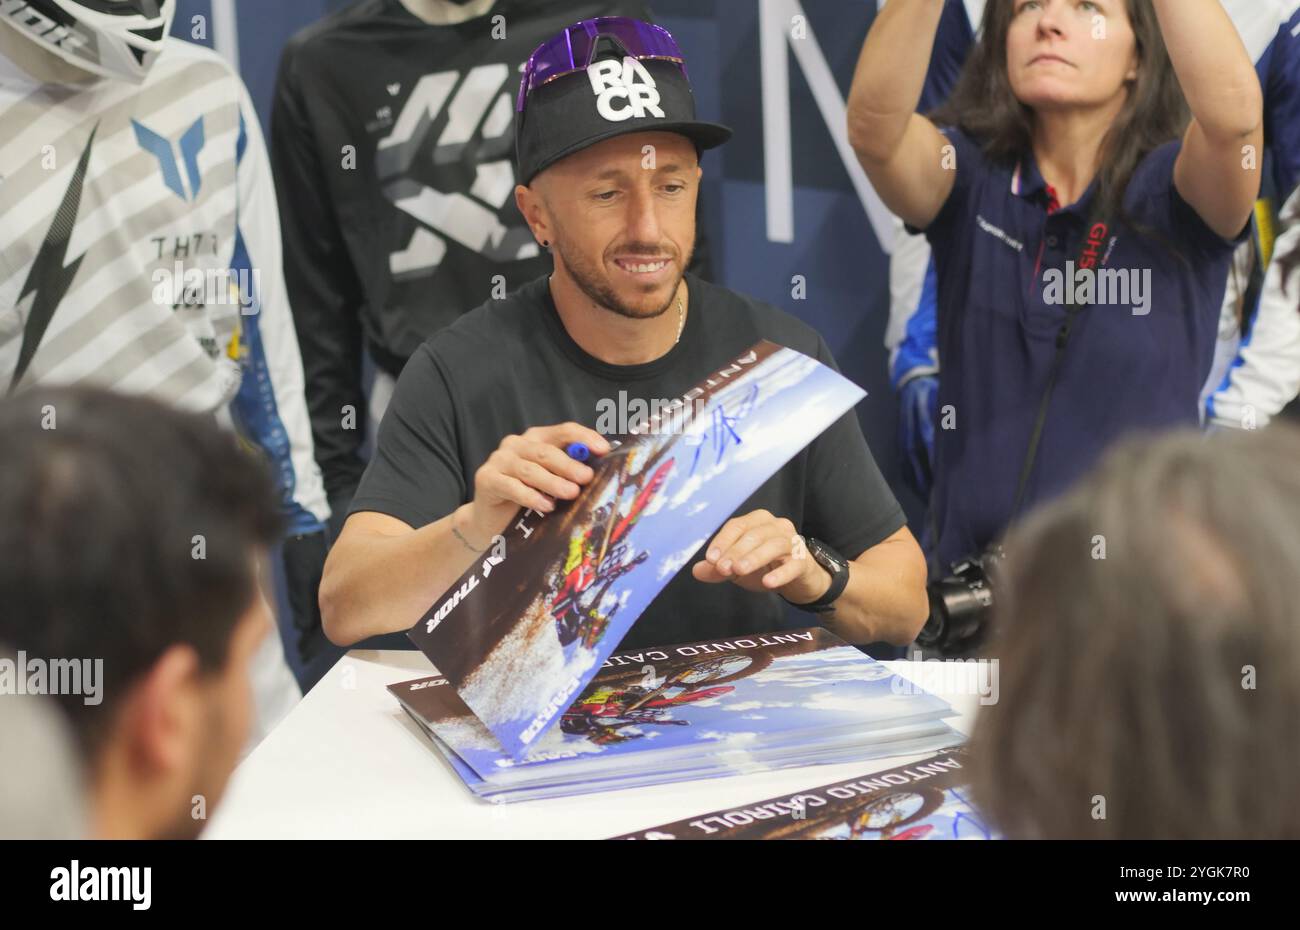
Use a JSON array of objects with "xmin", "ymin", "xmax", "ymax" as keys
[{"xmin": 460, "ymin": 422, "xmax": 611, "ymax": 546}]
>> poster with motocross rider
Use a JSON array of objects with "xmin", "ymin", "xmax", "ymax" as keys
[
  {"xmin": 407, "ymin": 341, "xmax": 872, "ymax": 759},
  {"xmin": 611, "ymin": 747, "xmax": 999, "ymax": 840},
  {"xmin": 388, "ymin": 627, "xmax": 959, "ymax": 802}
]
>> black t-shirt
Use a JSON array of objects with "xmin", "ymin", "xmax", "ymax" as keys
[{"xmin": 349, "ymin": 273, "xmax": 905, "ymax": 649}]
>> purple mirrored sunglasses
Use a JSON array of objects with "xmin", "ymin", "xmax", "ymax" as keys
[{"xmin": 515, "ymin": 16, "xmax": 688, "ymax": 113}]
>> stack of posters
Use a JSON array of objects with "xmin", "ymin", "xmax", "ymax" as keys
[
  {"xmin": 611, "ymin": 747, "xmax": 998, "ymax": 839},
  {"xmin": 390, "ymin": 627, "xmax": 962, "ymax": 802},
  {"xmin": 393, "ymin": 341, "xmax": 959, "ymax": 801}
]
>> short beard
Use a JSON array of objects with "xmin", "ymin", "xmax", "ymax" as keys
[{"xmin": 554, "ymin": 236, "xmax": 688, "ymax": 322}]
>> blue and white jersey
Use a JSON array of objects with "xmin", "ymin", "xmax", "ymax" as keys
[
  {"xmin": 1203, "ymin": 1, "xmax": 1300, "ymax": 429},
  {"xmin": 0, "ymin": 36, "xmax": 328, "ymax": 534},
  {"xmin": 885, "ymin": 0, "xmax": 981, "ymax": 389}
]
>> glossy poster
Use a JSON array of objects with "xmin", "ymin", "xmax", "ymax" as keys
[
  {"xmin": 407, "ymin": 341, "xmax": 867, "ymax": 758},
  {"xmin": 611, "ymin": 747, "xmax": 998, "ymax": 840}
]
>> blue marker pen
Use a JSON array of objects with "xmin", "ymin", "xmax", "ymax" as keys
[{"xmin": 565, "ymin": 442, "xmax": 590, "ymax": 463}]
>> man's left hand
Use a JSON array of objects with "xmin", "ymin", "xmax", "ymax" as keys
[{"xmin": 692, "ymin": 509, "xmax": 831, "ymax": 604}]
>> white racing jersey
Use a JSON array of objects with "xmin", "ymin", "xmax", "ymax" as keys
[
  {"xmin": 0, "ymin": 34, "xmax": 325, "ymax": 742},
  {"xmin": 1201, "ymin": 3, "xmax": 1300, "ymax": 428}
]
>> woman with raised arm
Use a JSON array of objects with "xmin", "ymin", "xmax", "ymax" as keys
[{"xmin": 848, "ymin": 0, "xmax": 1263, "ymax": 578}]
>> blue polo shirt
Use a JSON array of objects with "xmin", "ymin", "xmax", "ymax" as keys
[{"xmin": 920, "ymin": 128, "xmax": 1246, "ymax": 574}]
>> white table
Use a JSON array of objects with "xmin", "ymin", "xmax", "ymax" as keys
[{"xmin": 205, "ymin": 649, "xmax": 984, "ymax": 839}]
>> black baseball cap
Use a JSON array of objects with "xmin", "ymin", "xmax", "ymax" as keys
[{"xmin": 515, "ymin": 33, "xmax": 732, "ymax": 186}]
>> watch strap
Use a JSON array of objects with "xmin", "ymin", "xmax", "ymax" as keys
[{"xmin": 786, "ymin": 538, "xmax": 849, "ymax": 614}]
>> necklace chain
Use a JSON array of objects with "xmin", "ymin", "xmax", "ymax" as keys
[{"xmin": 674, "ymin": 296, "xmax": 685, "ymax": 345}]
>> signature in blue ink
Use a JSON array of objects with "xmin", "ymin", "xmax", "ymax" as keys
[
  {"xmin": 686, "ymin": 383, "xmax": 760, "ymax": 477},
  {"xmin": 946, "ymin": 787, "xmax": 993, "ymax": 839}
]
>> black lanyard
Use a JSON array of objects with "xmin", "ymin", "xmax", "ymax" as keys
[{"xmin": 1008, "ymin": 208, "xmax": 1106, "ymax": 523}]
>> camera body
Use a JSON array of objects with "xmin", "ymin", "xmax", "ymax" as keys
[{"xmin": 916, "ymin": 546, "xmax": 1006, "ymax": 656}]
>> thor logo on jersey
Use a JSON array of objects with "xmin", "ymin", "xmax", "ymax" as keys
[{"xmin": 132, "ymin": 116, "xmax": 205, "ymax": 202}]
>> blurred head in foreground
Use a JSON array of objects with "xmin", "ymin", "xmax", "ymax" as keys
[
  {"xmin": 970, "ymin": 424, "xmax": 1300, "ymax": 839},
  {"xmin": 0, "ymin": 387, "xmax": 282, "ymax": 839}
]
